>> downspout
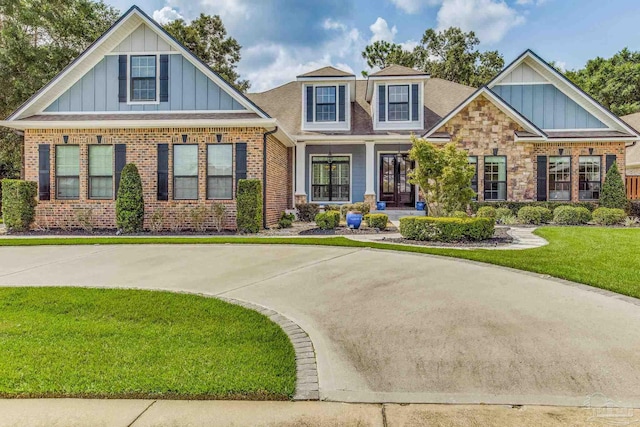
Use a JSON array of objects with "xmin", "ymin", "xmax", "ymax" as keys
[{"xmin": 263, "ymin": 126, "xmax": 278, "ymax": 229}]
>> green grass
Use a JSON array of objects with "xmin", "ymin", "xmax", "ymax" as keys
[{"xmin": 0, "ymin": 287, "xmax": 296, "ymax": 399}]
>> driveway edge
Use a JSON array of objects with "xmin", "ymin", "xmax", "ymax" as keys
[{"xmin": 217, "ymin": 297, "xmax": 320, "ymax": 401}]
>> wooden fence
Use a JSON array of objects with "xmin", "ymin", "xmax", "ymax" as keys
[{"xmin": 627, "ymin": 176, "xmax": 640, "ymax": 200}]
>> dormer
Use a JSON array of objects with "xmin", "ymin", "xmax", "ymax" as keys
[
  {"xmin": 298, "ymin": 67, "xmax": 355, "ymax": 132},
  {"xmin": 366, "ymin": 65, "xmax": 429, "ymax": 131}
]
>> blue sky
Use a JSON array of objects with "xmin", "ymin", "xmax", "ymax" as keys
[{"xmin": 104, "ymin": 0, "xmax": 640, "ymax": 92}]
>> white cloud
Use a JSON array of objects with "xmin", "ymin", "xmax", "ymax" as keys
[
  {"xmin": 389, "ymin": 0, "xmax": 442, "ymax": 14},
  {"xmin": 515, "ymin": 0, "xmax": 547, "ymax": 5},
  {"xmin": 436, "ymin": 0, "xmax": 525, "ymax": 44},
  {"xmin": 152, "ymin": 6, "xmax": 184, "ymax": 24},
  {"xmin": 369, "ymin": 17, "xmax": 397, "ymax": 43}
]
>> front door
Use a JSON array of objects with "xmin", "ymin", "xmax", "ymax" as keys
[{"xmin": 379, "ymin": 153, "xmax": 415, "ymax": 208}]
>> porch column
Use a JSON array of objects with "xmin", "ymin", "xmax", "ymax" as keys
[
  {"xmin": 295, "ymin": 142, "xmax": 307, "ymax": 203},
  {"xmin": 364, "ymin": 141, "xmax": 376, "ymax": 209}
]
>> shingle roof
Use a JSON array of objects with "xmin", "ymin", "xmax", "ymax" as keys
[
  {"xmin": 545, "ymin": 130, "xmax": 633, "ymax": 139},
  {"xmin": 297, "ymin": 66, "xmax": 355, "ymax": 78},
  {"xmin": 369, "ymin": 65, "xmax": 428, "ymax": 77},
  {"xmin": 246, "ymin": 78, "xmax": 475, "ymax": 136},
  {"xmin": 20, "ymin": 112, "xmax": 261, "ymax": 121}
]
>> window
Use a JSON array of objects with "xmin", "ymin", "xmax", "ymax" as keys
[
  {"xmin": 130, "ymin": 55, "xmax": 156, "ymax": 101},
  {"xmin": 388, "ymin": 85, "xmax": 409, "ymax": 121},
  {"xmin": 207, "ymin": 144, "xmax": 233, "ymax": 199},
  {"xmin": 484, "ymin": 156, "xmax": 507, "ymax": 201},
  {"xmin": 55, "ymin": 146, "xmax": 79, "ymax": 199},
  {"xmin": 88, "ymin": 145, "xmax": 113, "ymax": 199},
  {"xmin": 173, "ymin": 145, "xmax": 198, "ymax": 200},
  {"xmin": 311, "ymin": 156, "xmax": 350, "ymax": 202},
  {"xmin": 579, "ymin": 156, "xmax": 601, "ymax": 200},
  {"xmin": 468, "ymin": 156, "xmax": 478, "ymax": 200},
  {"xmin": 315, "ymin": 86, "xmax": 336, "ymax": 122},
  {"xmin": 548, "ymin": 156, "xmax": 571, "ymax": 201}
]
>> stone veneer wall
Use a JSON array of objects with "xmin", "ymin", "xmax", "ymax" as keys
[{"xmin": 24, "ymin": 127, "xmax": 290, "ymax": 230}]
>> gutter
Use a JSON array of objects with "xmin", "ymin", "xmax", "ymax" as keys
[{"xmin": 262, "ymin": 126, "xmax": 278, "ymax": 230}]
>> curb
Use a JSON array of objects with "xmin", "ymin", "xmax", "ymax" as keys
[{"xmin": 217, "ymin": 297, "xmax": 319, "ymax": 401}]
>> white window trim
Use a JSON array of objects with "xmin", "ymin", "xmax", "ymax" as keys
[
  {"xmin": 127, "ymin": 54, "xmax": 161, "ymax": 105},
  {"xmin": 373, "ymin": 81, "xmax": 423, "ymax": 131},
  {"xmin": 302, "ymin": 83, "xmax": 350, "ymax": 131},
  {"xmin": 308, "ymin": 153, "xmax": 353, "ymax": 204}
]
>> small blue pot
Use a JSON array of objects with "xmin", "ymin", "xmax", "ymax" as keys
[
  {"xmin": 416, "ymin": 201, "xmax": 426, "ymax": 211},
  {"xmin": 346, "ymin": 212, "xmax": 363, "ymax": 229},
  {"xmin": 376, "ymin": 201, "xmax": 386, "ymax": 211}
]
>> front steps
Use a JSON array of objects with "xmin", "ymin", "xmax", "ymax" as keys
[{"xmin": 371, "ymin": 209, "xmax": 425, "ymax": 223}]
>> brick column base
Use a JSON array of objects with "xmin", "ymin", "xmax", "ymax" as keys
[
  {"xmin": 295, "ymin": 194, "xmax": 307, "ymax": 205},
  {"xmin": 364, "ymin": 194, "xmax": 376, "ymax": 211}
]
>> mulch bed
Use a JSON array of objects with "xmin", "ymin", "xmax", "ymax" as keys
[
  {"xmin": 379, "ymin": 227, "xmax": 514, "ymax": 248},
  {"xmin": 298, "ymin": 225, "xmax": 399, "ymax": 236},
  {"xmin": 7, "ymin": 229, "xmax": 238, "ymax": 237}
]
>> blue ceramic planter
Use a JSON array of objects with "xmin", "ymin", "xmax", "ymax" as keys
[
  {"xmin": 416, "ymin": 201, "xmax": 426, "ymax": 211},
  {"xmin": 376, "ymin": 201, "xmax": 386, "ymax": 211},
  {"xmin": 346, "ymin": 212, "xmax": 363, "ymax": 229}
]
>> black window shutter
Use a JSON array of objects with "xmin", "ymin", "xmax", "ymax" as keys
[
  {"xmin": 157, "ymin": 144, "xmax": 169, "ymax": 201},
  {"xmin": 536, "ymin": 155, "xmax": 547, "ymax": 201},
  {"xmin": 159, "ymin": 55, "xmax": 169, "ymax": 102},
  {"xmin": 338, "ymin": 85, "xmax": 346, "ymax": 122},
  {"xmin": 38, "ymin": 144, "xmax": 50, "ymax": 201},
  {"xmin": 378, "ymin": 85, "xmax": 386, "ymax": 122},
  {"xmin": 606, "ymin": 154, "xmax": 616, "ymax": 172},
  {"xmin": 411, "ymin": 83, "xmax": 419, "ymax": 121},
  {"xmin": 306, "ymin": 86, "xmax": 313, "ymax": 122},
  {"xmin": 114, "ymin": 144, "xmax": 126, "ymax": 198},
  {"xmin": 118, "ymin": 55, "xmax": 127, "ymax": 103},
  {"xmin": 236, "ymin": 143, "xmax": 247, "ymax": 182}
]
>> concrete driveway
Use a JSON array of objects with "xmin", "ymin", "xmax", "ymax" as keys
[{"xmin": 0, "ymin": 244, "xmax": 639, "ymax": 407}]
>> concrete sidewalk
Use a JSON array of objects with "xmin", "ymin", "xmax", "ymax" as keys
[{"xmin": 0, "ymin": 399, "xmax": 626, "ymax": 427}]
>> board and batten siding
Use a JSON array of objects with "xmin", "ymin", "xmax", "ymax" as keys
[
  {"xmin": 111, "ymin": 23, "xmax": 176, "ymax": 53},
  {"xmin": 44, "ymin": 54, "xmax": 245, "ymax": 112},
  {"xmin": 305, "ymin": 144, "xmax": 366, "ymax": 203},
  {"xmin": 492, "ymin": 84, "xmax": 606, "ymax": 130}
]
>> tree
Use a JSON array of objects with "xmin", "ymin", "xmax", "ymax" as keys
[
  {"xmin": 164, "ymin": 14, "xmax": 249, "ymax": 92},
  {"xmin": 361, "ymin": 40, "xmax": 415, "ymax": 77},
  {"xmin": 599, "ymin": 162, "xmax": 628, "ymax": 210},
  {"xmin": 116, "ymin": 164, "xmax": 144, "ymax": 233},
  {"xmin": 564, "ymin": 48, "xmax": 640, "ymax": 116},
  {"xmin": 408, "ymin": 137, "xmax": 476, "ymax": 216}
]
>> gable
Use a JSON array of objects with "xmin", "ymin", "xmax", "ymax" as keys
[
  {"xmin": 44, "ymin": 54, "xmax": 245, "ymax": 112},
  {"xmin": 496, "ymin": 62, "xmax": 547, "ymax": 84},
  {"xmin": 111, "ymin": 23, "xmax": 176, "ymax": 53}
]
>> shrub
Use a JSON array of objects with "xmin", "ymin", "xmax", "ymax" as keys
[
  {"xmin": 592, "ymin": 207, "xmax": 626, "ymax": 225},
  {"xmin": 366, "ymin": 213, "xmax": 388, "ymax": 230},
  {"xmin": 629, "ymin": 201, "xmax": 640, "ymax": 218},
  {"xmin": 340, "ymin": 202, "xmax": 371, "ymax": 219},
  {"xmin": 501, "ymin": 214, "xmax": 518, "ymax": 225},
  {"xmin": 599, "ymin": 162, "xmax": 628, "ymax": 210},
  {"xmin": 190, "ymin": 205, "xmax": 209, "ymax": 232},
  {"xmin": 278, "ymin": 212, "xmax": 296, "ymax": 229},
  {"xmin": 315, "ymin": 212, "xmax": 339, "ymax": 230},
  {"xmin": 624, "ymin": 216, "xmax": 639, "ymax": 227},
  {"xmin": 1, "ymin": 179, "xmax": 37, "ymax": 231},
  {"xmin": 211, "ymin": 203, "xmax": 227, "ymax": 232},
  {"xmin": 451, "ymin": 211, "xmax": 468, "ymax": 218},
  {"xmin": 295, "ymin": 203, "xmax": 320, "ymax": 222},
  {"xmin": 237, "ymin": 179, "xmax": 262, "ymax": 233},
  {"xmin": 73, "ymin": 206, "xmax": 94, "ymax": 232},
  {"xmin": 553, "ymin": 206, "xmax": 592, "ymax": 225},
  {"xmin": 116, "ymin": 164, "xmax": 144, "ymax": 233},
  {"xmin": 148, "ymin": 210, "xmax": 165, "ymax": 233},
  {"xmin": 471, "ymin": 201, "xmax": 597, "ymax": 215},
  {"xmin": 517, "ymin": 206, "xmax": 552, "ymax": 225},
  {"xmin": 476, "ymin": 206, "xmax": 496, "ymax": 219},
  {"xmin": 323, "ymin": 204, "xmax": 341, "ymax": 212},
  {"xmin": 399, "ymin": 216, "xmax": 494, "ymax": 242},
  {"xmin": 495, "ymin": 207, "xmax": 513, "ymax": 224}
]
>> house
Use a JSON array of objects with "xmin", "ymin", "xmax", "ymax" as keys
[
  {"xmin": 1, "ymin": 6, "xmax": 638, "ymax": 231},
  {"xmin": 621, "ymin": 112, "xmax": 640, "ymax": 175}
]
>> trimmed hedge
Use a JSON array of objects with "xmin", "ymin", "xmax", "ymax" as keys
[
  {"xmin": 1, "ymin": 179, "xmax": 37, "ymax": 231},
  {"xmin": 592, "ymin": 207, "xmax": 626, "ymax": 225},
  {"xmin": 315, "ymin": 211, "xmax": 340, "ymax": 230},
  {"xmin": 495, "ymin": 207, "xmax": 513, "ymax": 224},
  {"xmin": 366, "ymin": 213, "xmax": 388, "ymax": 230},
  {"xmin": 476, "ymin": 206, "xmax": 496, "ymax": 219},
  {"xmin": 399, "ymin": 216, "xmax": 494, "ymax": 242},
  {"xmin": 471, "ymin": 201, "xmax": 597, "ymax": 215},
  {"xmin": 116, "ymin": 164, "xmax": 144, "ymax": 233},
  {"xmin": 553, "ymin": 205, "xmax": 592, "ymax": 225},
  {"xmin": 237, "ymin": 179, "xmax": 262, "ymax": 233},
  {"xmin": 517, "ymin": 206, "xmax": 553, "ymax": 225},
  {"xmin": 295, "ymin": 203, "xmax": 320, "ymax": 222}
]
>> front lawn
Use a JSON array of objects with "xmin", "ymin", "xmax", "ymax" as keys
[{"xmin": 0, "ymin": 287, "xmax": 296, "ymax": 399}]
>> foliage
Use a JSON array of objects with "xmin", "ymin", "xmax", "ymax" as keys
[
  {"xmin": 295, "ymin": 203, "xmax": 320, "ymax": 222},
  {"xmin": 592, "ymin": 207, "xmax": 626, "ymax": 225},
  {"xmin": 115, "ymin": 164, "xmax": 144, "ymax": 233},
  {"xmin": 314, "ymin": 212, "xmax": 339, "ymax": 230},
  {"xmin": 471, "ymin": 201, "xmax": 597, "ymax": 215},
  {"xmin": 1, "ymin": 179, "xmax": 37, "ymax": 231},
  {"xmin": 624, "ymin": 216, "xmax": 639, "ymax": 227},
  {"xmin": 366, "ymin": 213, "xmax": 388, "ymax": 230},
  {"xmin": 476, "ymin": 206, "xmax": 496, "ymax": 219},
  {"xmin": 599, "ymin": 163, "xmax": 628, "ymax": 210},
  {"xmin": 409, "ymin": 137, "xmax": 476, "ymax": 216},
  {"xmin": 73, "ymin": 206, "xmax": 94, "ymax": 232},
  {"xmin": 323, "ymin": 204, "xmax": 341, "ymax": 212},
  {"xmin": 340, "ymin": 202, "xmax": 371, "ymax": 219},
  {"xmin": 500, "ymin": 214, "xmax": 518, "ymax": 225},
  {"xmin": 630, "ymin": 201, "xmax": 640, "ymax": 218},
  {"xmin": 278, "ymin": 212, "xmax": 295, "ymax": 229},
  {"xmin": 148, "ymin": 210, "xmax": 165, "ymax": 233},
  {"xmin": 189, "ymin": 205, "xmax": 209, "ymax": 232},
  {"xmin": 164, "ymin": 14, "xmax": 249, "ymax": 91},
  {"xmin": 236, "ymin": 179, "xmax": 262, "ymax": 233},
  {"xmin": 399, "ymin": 216, "xmax": 494, "ymax": 242},
  {"xmin": 517, "ymin": 206, "xmax": 553, "ymax": 225},
  {"xmin": 211, "ymin": 202, "xmax": 227, "ymax": 232},
  {"xmin": 552, "ymin": 206, "xmax": 592, "ymax": 225},
  {"xmin": 361, "ymin": 40, "xmax": 416, "ymax": 76},
  {"xmin": 564, "ymin": 48, "xmax": 640, "ymax": 115},
  {"xmin": 495, "ymin": 208, "xmax": 513, "ymax": 224},
  {"xmin": 451, "ymin": 211, "xmax": 468, "ymax": 218}
]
